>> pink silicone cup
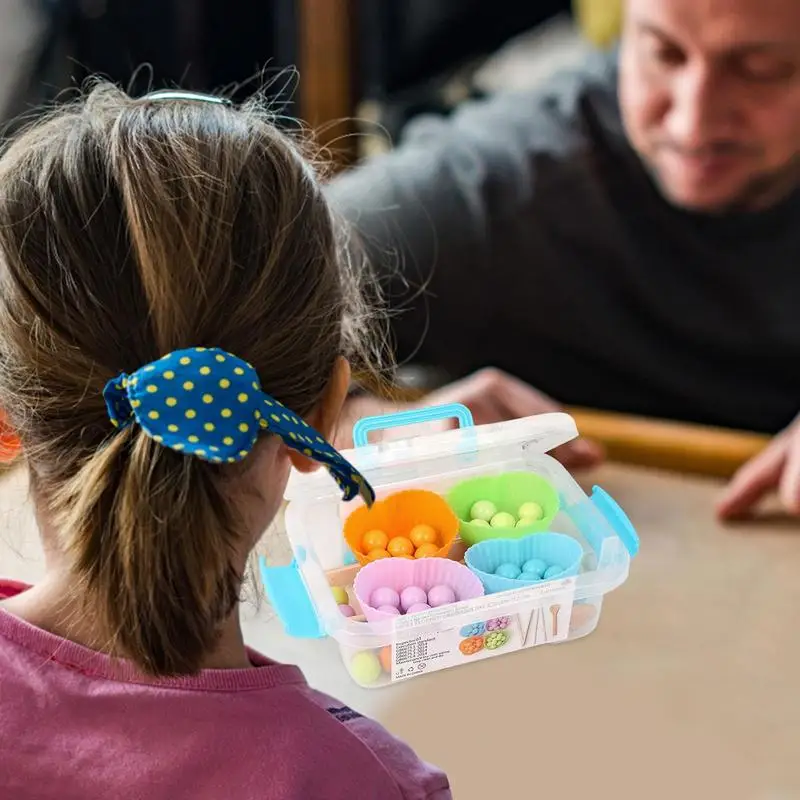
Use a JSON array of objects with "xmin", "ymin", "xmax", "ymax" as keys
[{"xmin": 353, "ymin": 557, "xmax": 484, "ymax": 623}]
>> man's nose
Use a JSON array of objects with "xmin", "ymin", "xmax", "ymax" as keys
[{"xmin": 666, "ymin": 65, "xmax": 734, "ymax": 149}]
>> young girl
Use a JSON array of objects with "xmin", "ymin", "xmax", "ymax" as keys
[{"xmin": 0, "ymin": 85, "xmax": 451, "ymax": 799}]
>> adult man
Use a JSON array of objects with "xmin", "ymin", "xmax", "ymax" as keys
[{"xmin": 329, "ymin": 0, "xmax": 800, "ymax": 518}]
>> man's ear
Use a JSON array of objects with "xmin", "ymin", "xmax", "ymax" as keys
[{"xmin": 288, "ymin": 357, "xmax": 351, "ymax": 474}]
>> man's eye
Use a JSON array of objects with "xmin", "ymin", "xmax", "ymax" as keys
[
  {"xmin": 737, "ymin": 55, "xmax": 797, "ymax": 83},
  {"xmin": 643, "ymin": 37, "xmax": 686, "ymax": 68}
]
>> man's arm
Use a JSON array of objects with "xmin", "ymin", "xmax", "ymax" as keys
[{"xmin": 325, "ymin": 62, "xmax": 604, "ymax": 373}]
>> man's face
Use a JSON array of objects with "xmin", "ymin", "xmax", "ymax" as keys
[{"xmin": 619, "ymin": 0, "xmax": 800, "ymax": 212}]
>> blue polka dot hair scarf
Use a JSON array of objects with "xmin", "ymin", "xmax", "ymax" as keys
[{"xmin": 103, "ymin": 347, "xmax": 375, "ymax": 506}]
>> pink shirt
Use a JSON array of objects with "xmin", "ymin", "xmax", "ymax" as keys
[{"xmin": 0, "ymin": 580, "xmax": 450, "ymax": 799}]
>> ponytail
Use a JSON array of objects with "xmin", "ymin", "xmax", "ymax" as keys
[{"xmin": 57, "ymin": 431, "xmax": 240, "ymax": 675}]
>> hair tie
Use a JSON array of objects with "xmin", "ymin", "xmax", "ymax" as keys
[{"xmin": 103, "ymin": 347, "xmax": 374, "ymax": 506}]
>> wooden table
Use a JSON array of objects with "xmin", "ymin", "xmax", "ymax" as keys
[{"xmin": 2, "ymin": 462, "xmax": 799, "ymax": 798}]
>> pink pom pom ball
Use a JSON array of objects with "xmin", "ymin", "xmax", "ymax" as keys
[
  {"xmin": 370, "ymin": 586, "xmax": 400, "ymax": 609},
  {"xmin": 426, "ymin": 584, "xmax": 456, "ymax": 608},
  {"xmin": 399, "ymin": 585, "xmax": 428, "ymax": 612}
]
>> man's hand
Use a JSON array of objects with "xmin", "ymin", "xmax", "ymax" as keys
[
  {"xmin": 717, "ymin": 413, "xmax": 800, "ymax": 519},
  {"xmin": 337, "ymin": 368, "xmax": 604, "ymax": 469}
]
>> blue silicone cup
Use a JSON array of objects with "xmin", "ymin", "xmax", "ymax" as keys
[{"xmin": 464, "ymin": 532, "xmax": 583, "ymax": 594}]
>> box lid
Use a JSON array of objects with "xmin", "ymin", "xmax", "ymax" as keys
[{"xmin": 284, "ymin": 411, "xmax": 578, "ymax": 503}]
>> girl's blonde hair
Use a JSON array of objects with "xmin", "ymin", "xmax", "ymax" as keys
[{"xmin": 0, "ymin": 84, "xmax": 384, "ymax": 676}]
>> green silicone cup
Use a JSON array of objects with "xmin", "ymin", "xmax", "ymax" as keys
[{"xmin": 447, "ymin": 472, "xmax": 560, "ymax": 546}]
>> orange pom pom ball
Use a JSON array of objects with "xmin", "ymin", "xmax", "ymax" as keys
[
  {"xmin": 414, "ymin": 543, "xmax": 440, "ymax": 559},
  {"xmin": 362, "ymin": 529, "xmax": 389, "ymax": 552},
  {"xmin": 387, "ymin": 536, "xmax": 414, "ymax": 557},
  {"xmin": 409, "ymin": 524, "xmax": 438, "ymax": 548}
]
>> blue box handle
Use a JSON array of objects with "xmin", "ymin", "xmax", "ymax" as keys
[
  {"xmin": 259, "ymin": 555, "xmax": 325, "ymax": 639},
  {"xmin": 352, "ymin": 402, "xmax": 474, "ymax": 448},
  {"xmin": 591, "ymin": 486, "xmax": 640, "ymax": 557}
]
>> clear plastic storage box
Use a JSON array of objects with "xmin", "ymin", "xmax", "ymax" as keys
[{"xmin": 261, "ymin": 405, "xmax": 639, "ymax": 688}]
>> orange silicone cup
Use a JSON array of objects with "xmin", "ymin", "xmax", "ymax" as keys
[
  {"xmin": 344, "ymin": 489, "xmax": 459, "ymax": 566},
  {"xmin": 0, "ymin": 411, "xmax": 21, "ymax": 465}
]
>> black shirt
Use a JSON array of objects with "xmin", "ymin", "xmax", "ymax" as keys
[{"xmin": 326, "ymin": 53, "xmax": 800, "ymax": 434}]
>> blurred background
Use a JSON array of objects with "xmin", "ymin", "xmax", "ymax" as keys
[{"xmin": 0, "ymin": 0, "xmax": 620, "ymax": 162}]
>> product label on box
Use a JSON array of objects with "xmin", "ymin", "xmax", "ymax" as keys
[{"xmin": 389, "ymin": 578, "xmax": 576, "ymax": 682}]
